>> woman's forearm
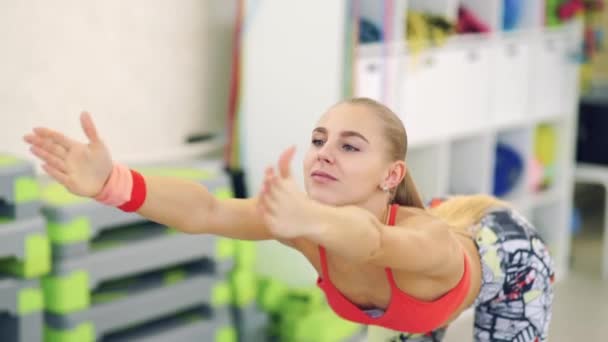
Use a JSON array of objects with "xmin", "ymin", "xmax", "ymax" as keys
[
  {"xmin": 134, "ymin": 175, "xmax": 272, "ymax": 240},
  {"xmin": 136, "ymin": 175, "xmax": 216, "ymax": 233}
]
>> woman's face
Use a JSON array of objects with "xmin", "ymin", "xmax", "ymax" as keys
[{"xmin": 303, "ymin": 103, "xmax": 392, "ymax": 206}]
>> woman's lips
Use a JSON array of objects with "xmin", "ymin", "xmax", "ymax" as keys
[{"xmin": 311, "ymin": 170, "xmax": 338, "ymax": 182}]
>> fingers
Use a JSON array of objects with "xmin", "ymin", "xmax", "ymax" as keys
[
  {"xmin": 41, "ymin": 163, "xmax": 69, "ymax": 185},
  {"xmin": 260, "ymin": 166, "xmax": 281, "ymax": 213},
  {"xmin": 80, "ymin": 111, "xmax": 101, "ymax": 143},
  {"xmin": 278, "ymin": 145, "xmax": 296, "ymax": 178},
  {"xmin": 30, "ymin": 146, "xmax": 67, "ymax": 173},
  {"xmin": 24, "ymin": 132, "xmax": 69, "ymax": 162},
  {"xmin": 31, "ymin": 127, "xmax": 74, "ymax": 151}
]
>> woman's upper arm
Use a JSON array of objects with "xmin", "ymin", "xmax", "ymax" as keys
[{"xmin": 367, "ymin": 216, "xmax": 462, "ymax": 276}]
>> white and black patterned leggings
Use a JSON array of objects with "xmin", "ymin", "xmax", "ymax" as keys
[{"xmin": 368, "ymin": 208, "xmax": 555, "ymax": 342}]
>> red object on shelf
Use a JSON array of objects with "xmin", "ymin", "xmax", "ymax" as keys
[
  {"xmin": 456, "ymin": 6, "xmax": 491, "ymax": 34},
  {"xmin": 558, "ymin": 0, "xmax": 585, "ymax": 21}
]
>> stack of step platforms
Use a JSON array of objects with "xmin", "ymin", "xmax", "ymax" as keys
[
  {"xmin": 0, "ymin": 154, "xmax": 50, "ymax": 342},
  {"xmin": 230, "ymin": 240, "xmax": 269, "ymax": 342},
  {"xmin": 41, "ymin": 163, "xmax": 238, "ymax": 342},
  {"xmin": 0, "ymin": 277, "xmax": 45, "ymax": 342}
]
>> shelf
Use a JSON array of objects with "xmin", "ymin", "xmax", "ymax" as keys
[
  {"xmin": 530, "ymin": 187, "xmax": 564, "ymax": 209},
  {"xmin": 530, "ymin": 199, "xmax": 570, "ymax": 281},
  {"xmin": 240, "ymin": 2, "xmax": 582, "ymax": 287}
]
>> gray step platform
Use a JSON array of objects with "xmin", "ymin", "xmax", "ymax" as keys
[
  {"xmin": 232, "ymin": 303, "xmax": 269, "ymax": 342},
  {"xmin": 46, "ymin": 264, "xmax": 233, "ymax": 341},
  {"xmin": 0, "ymin": 313, "xmax": 42, "ymax": 342},
  {"xmin": 0, "ymin": 202, "xmax": 41, "ymax": 221},
  {"xmin": 54, "ymin": 224, "xmax": 233, "ymax": 289},
  {"xmin": 43, "ymin": 224, "xmax": 234, "ymax": 315},
  {"xmin": 0, "ymin": 276, "xmax": 43, "ymax": 342},
  {"xmin": 0, "ymin": 155, "xmax": 41, "ymax": 220},
  {"xmin": 0, "ymin": 215, "xmax": 50, "ymax": 278},
  {"xmin": 102, "ymin": 305, "xmax": 235, "ymax": 342}
]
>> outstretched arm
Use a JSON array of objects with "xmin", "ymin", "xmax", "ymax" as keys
[
  {"xmin": 259, "ymin": 147, "xmax": 461, "ymax": 274},
  {"xmin": 24, "ymin": 112, "xmax": 273, "ymax": 240}
]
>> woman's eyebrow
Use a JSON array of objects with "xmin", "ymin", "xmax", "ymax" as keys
[
  {"xmin": 341, "ymin": 131, "xmax": 369, "ymax": 143},
  {"xmin": 312, "ymin": 127, "xmax": 369, "ymax": 143}
]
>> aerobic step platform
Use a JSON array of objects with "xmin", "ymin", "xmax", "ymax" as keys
[
  {"xmin": 0, "ymin": 276, "xmax": 44, "ymax": 342},
  {"xmin": 41, "ymin": 164, "xmax": 233, "ymax": 259},
  {"xmin": 43, "ymin": 221, "xmax": 235, "ymax": 315},
  {"xmin": 232, "ymin": 303, "xmax": 269, "ymax": 342},
  {"xmin": 102, "ymin": 305, "xmax": 235, "ymax": 342},
  {"xmin": 45, "ymin": 259, "xmax": 233, "ymax": 342},
  {"xmin": 0, "ymin": 154, "xmax": 41, "ymax": 219},
  {"xmin": 0, "ymin": 215, "xmax": 51, "ymax": 278}
]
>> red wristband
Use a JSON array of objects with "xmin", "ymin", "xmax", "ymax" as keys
[{"xmin": 117, "ymin": 169, "xmax": 147, "ymax": 212}]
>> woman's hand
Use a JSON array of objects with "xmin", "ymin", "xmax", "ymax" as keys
[
  {"xmin": 258, "ymin": 146, "xmax": 324, "ymax": 240},
  {"xmin": 23, "ymin": 112, "xmax": 113, "ymax": 197}
]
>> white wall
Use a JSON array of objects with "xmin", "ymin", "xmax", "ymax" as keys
[
  {"xmin": 0, "ymin": 0, "xmax": 234, "ymax": 165},
  {"xmin": 239, "ymin": 0, "xmax": 346, "ymax": 285}
]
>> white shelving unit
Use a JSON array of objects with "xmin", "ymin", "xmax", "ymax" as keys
[
  {"xmin": 239, "ymin": 1, "xmax": 583, "ymax": 290},
  {"xmin": 355, "ymin": 0, "xmax": 584, "ymax": 283}
]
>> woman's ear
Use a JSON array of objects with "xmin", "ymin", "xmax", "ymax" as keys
[{"xmin": 383, "ymin": 161, "xmax": 406, "ymax": 189}]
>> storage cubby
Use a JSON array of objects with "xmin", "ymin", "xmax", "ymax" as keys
[
  {"xmin": 460, "ymin": 0, "xmax": 502, "ymax": 32},
  {"xmin": 531, "ymin": 32, "xmax": 569, "ymax": 120},
  {"xmin": 399, "ymin": 47, "xmax": 454, "ymax": 146},
  {"xmin": 489, "ymin": 33, "xmax": 532, "ymax": 129},
  {"xmin": 357, "ymin": 0, "xmax": 409, "ymax": 45},
  {"xmin": 531, "ymin": 120, "xmax": 564, "ymax": 195},
  {"xmin": 408, "ymin": 0, "xmax": 459, "ymax": 21},
  {"xmin": 447, "ymin": 134, "xmax": 493, "ymax": 195},
  {"xmin": 493, "ymin": 126, "xmax": 533, "ymax": 204},
  {"xmin": 355, "ymin": 54, "xmax": 387, "ymax": 103},
  {"xmin": 406, "ymin": 143, "xmax": 449, "ymax": 204}
]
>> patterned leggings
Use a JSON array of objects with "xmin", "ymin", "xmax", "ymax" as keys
[{"xmin": 367, "ymin": 208, "xmax": 555, "ymax": 342}]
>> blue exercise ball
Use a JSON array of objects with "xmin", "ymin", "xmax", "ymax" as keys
[
  {"xmin": 493, "ymin": 143, "xmax": 524, "ymax": 197},
  {"xmin": 503, "ymin": 0, "xmax": 523, "ymax": 31}
]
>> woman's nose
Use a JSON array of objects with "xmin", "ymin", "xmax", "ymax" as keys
[{"xmin": 317, "ymin": 145, "xmax": 335, "ymax": 164}]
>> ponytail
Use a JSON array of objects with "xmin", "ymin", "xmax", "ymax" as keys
[{"xmin": 392, "ymin": 172, "xmax": 424, "ymax": 209}]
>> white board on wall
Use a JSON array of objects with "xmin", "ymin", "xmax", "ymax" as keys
[{"xmin": 0, "ymin": 0, "xmax": 232, "ymax": 166}]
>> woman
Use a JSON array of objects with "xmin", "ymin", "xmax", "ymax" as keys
[{"xmin": 24, "ymin": 98, "xmax": 554, "ymax": 341}]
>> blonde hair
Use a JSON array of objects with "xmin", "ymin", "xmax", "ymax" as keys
[
  {"xmin": 342, "ymin": 97, "xmax": 511, "ymax": 231},
  {"xmin": 342, "ymin": 97, "xmax": 424, "ymax": 208},
  {"xmin": 427, "ymin": 194, "xmax": 512, "ymax": 232}
]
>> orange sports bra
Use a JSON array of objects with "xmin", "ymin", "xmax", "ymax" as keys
[{"xmin": 316, "ymin": 203, "xmax": 471, "ymax": 333}]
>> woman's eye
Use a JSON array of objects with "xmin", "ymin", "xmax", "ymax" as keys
[
  {"xmin": 312, "ymin": 139, "xmax": 324, "ymax": 147},
  {"xmin": 342, "ymin": 144, "xmax": 359, "ymax": 152}
]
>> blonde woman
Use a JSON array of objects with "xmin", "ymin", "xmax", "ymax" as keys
[{"xmin": 24, "ymin": 98, "xmax": 554, "ymax": 341}]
